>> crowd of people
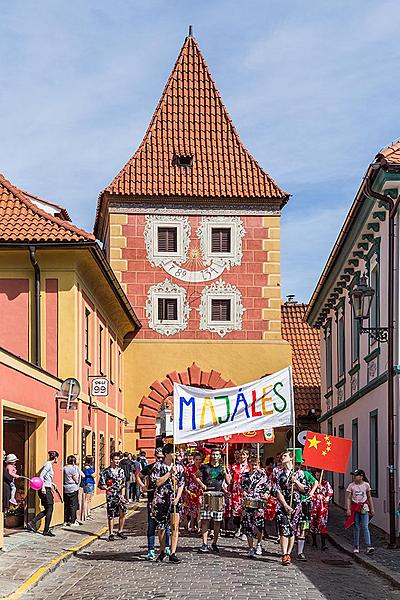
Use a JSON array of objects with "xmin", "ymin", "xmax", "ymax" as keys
[{"xmin": 3, "ymin": 445, "xmax": 376, "ymax": 564}]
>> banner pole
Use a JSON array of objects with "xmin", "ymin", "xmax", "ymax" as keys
[
  {"xmin": 289, "ymin": 366, "xmax": 296, "ymax": 508},
  {"xmin": 225, "ymin": 441, "xmax": 229, "ymax": 469},
  {"xmin": 319, "ymin": 469, "xmax": 324, "ymax": 485},
  {"xmin": 172, "ymin": 386, "xmax": 177, "ymax": 532},
  {"xmin": 257, "ymin": 443, "xmax": 260, "ymax": 461}
]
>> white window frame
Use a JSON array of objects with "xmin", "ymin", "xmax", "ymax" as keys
[
  {"xmin": 196, "ymin": 216, "xmax": 245, "ymax": 270},
  {"xmin": 198, "ymin": 279, "xmax": 245, "ymax": 337},
  {"xmin": 145, "ymin": 279, "xmax": 190, "ymax": 336},
  {"xmin": 144, "ymin": 215, "xmax": 191, "ymax": 267}
]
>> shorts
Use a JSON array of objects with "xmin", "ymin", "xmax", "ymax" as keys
[
  {"xmin": 84, "ymin": 483, "xmax": 95, "ymax": 494},
  {"xmin": 106, "ymin": 495, "xmax": 127, "ymax": 519},
  {"xmin": 200, "ymin": 509, "xmax": 224, "ymax": 522}
]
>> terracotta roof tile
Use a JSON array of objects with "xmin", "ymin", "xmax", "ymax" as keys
[
  {"xmin": 96, "ymin": 33, "xmax": 288, "ymax": 234},
  {"xmin": 377, "ymin": 140, "xmax": 400, "ymax": 165},
  {"xmin": 0, "ymin": 174, "xmax": 94, "ymax": 243},
  {"xmin": 281, "ymin": 303, "xmax": 321, "ymax": 417}
]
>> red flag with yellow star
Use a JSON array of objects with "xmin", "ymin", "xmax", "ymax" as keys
[{"xmin": 302, "ymin": 432, "xmax": 352, "ymax": 473}]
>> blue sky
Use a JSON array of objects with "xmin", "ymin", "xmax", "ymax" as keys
[{"xmin": 1, "ymin": 0, "xmax": 400, "ymax": 301}]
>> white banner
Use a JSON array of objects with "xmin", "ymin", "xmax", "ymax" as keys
[{"xmin": 173, "ymin": 367, "xmax": 294, "ymax": 443}]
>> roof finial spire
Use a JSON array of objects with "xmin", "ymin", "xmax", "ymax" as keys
[{"xmin": 188, "ymin": 25, "xmax": 193, "ymax": 37}]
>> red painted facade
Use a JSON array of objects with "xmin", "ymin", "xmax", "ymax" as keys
[
  {"xmin": 0, "ymin": 279, "xmax": 29, "ymax": 359},
  {"xmin": 122, "ymin": 215, "xmax": 269, "ymax": 340}
]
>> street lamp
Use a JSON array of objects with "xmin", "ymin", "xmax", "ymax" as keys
[{"xmin": 349, "ymin": 274, "xmax": 388, "ymax": 343}]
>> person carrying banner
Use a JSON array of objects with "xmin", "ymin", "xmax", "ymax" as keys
[
  {"xmin": 273, "ymin": 450, "xmax": 307, "ymax": 566},
  {"xmin": 195, "ymin": 447, "xmax": 231, "ymax": 554},
  {"xmin": 151, "ymin": 443, "xmax": 185, "ymax": 563},
  {"xmin": 310, "ymin": 469, "xmax": 333, "ymax": 550},
  {"xmin": 241, "ymin": 455, "xmax": 270, "ymax": 557},
  {"xmin": 294, "ymin": 450, "xmax": 318, "ymax": 561}
]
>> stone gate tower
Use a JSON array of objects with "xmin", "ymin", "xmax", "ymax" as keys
[{"xmin": 95, "ymin": 30, "xmax": 292, "ymax": 452}]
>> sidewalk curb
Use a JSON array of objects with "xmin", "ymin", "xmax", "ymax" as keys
[
  {"xmin": 3, "ymin": 505, "xmax": 140, "ymax": 600},
  {"xmin": 328, "ymin": 532, "xmax": 400, "ymax": 590}
]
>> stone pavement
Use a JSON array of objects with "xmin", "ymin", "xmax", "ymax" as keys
[
  {"xmin": 23, "ymin": 506, "xmax": 400, "ymax": 600},
  {"xmin": 328, "ymin": 503, "xmax": 400, "ymax": 587},
  {"xmin": 0, "ymin": 502, "xmax": 139, "ymax": 599}
]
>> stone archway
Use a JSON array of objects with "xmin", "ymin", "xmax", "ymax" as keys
[{"xmin": 136, "ymin": 363, "xmax": 235, "ymax": 454}]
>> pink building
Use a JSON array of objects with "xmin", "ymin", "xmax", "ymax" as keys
[{"xmin": 306, "ymin": 142, "xmax": 400, "ymax": 537}]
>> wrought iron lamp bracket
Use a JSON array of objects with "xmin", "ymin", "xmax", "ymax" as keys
[{"xmin": 359, "ymin": 326, "xmax": 389, "ymax": 343}]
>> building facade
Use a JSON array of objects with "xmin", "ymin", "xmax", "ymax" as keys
[
  {"xmin": 0, "ymin": 175, "xmax": 140, "ymax": 547},
  {"xmin": 306, "ymin": 143, "xmax": 400, "ymax": 535},
  {"xmin": 95, "ymin": 32, "xmax": 292, "ymax": 453}
]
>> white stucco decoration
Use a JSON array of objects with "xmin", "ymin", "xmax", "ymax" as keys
[
  {"xmin": 198, "ymin": 278, "xmax": 245, "ymax": 337},
  {"xmin": 144, "ymin": 215, "xmax": 191, "ymax": 267},
  {"xmin": 145, "ymin": 279, "xmax": 190, "ymax": 336},
  {"xmin": 196, "ymin": 216, "xmax": 246, "ymax": 270}
]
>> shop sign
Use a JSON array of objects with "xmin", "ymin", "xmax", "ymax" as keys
[{"xmin": 91, "ymin": 377, "xmax": 109, "ymax": 397}]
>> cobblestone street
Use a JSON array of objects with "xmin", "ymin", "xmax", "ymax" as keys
[{"xmin": 25, "ymin": 506, "xmax": 400, "ymax": 600}]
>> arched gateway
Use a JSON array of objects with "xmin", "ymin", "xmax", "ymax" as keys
[{"xmin": 136, "ymin": 363, "xmax": 235, "ymax": 454}]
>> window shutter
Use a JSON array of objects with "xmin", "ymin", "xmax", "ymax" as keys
[
  {"xmin": 158, "ymin": 227, "xmax": 177, "ymax": 253},
  {"xmin": 211, "ymin": 228, "xmax": 231, "ymax": 253},
  {"xmin": 158, "ymin": 298, "xmax": 178, "ymax": 321},
  {"xmin": 211, "ymin": 299, "xmax": 231, "ymax": 321}
]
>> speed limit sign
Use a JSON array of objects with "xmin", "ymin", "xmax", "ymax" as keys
[{"xmin": 91, "ymin": 377, "xmax": 109, "ymax": 397}]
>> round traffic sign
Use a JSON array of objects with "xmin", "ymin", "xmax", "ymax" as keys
[{"xmin": 60, "ymin": 378, "xmax": 80, "ymax": 400}]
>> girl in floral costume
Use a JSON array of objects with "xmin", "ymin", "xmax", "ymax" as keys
[
  {"xmin": 273, "ymin": 450, "xmax": 307, "ymax": 566},
  {"xmin": 310, "ymin": 469, "xmax": 333, "ymax": 550},
  {"xmin": 229, "ymin": 449, "xmax": 250, "ymax": 535},
  {"xmin": 151, "ymin": 443, "xmax": 185, "ymax": 563},
  {"xmin": 241, "ymin": 456, "xmax": 270, "ymax": 557},
  {"xmin": 183, "ymin": 452, "xmax": 203, "ymax": 532}
]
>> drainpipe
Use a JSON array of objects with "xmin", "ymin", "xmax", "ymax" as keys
[
  {"xmin": 29, "ymin": 246, "xmax": 41, "ymax": 368},
  {"xmin": 365, "ymin": 178, "xmax": 400, "ymax": 548}
]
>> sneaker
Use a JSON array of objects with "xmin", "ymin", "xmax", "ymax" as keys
[
  {"xmin": 240, "ymin": 533, "xmax": 247, "ymax": 541},
  {"xmin": 86, "ymin": 515, "xmax": 94, "ymax": 520},
  {"xmin": 234, "ymin": 529, "xmax": 242, "ymax": 538},
  {"xmin": 297, "ymin": 553, "xmax": 307, "ymax": 561},
  {"xmin": 211, "ymin": 543, "xmax": 219, "ymax": 553},
  {"xmin": 169, "ymin": 553, "xmax": 181, "ymax": 563},
  {"xmin": 255, "ymin": 543, "xmax": 263, "ymax": 556},
  {"xmin": 248, "ymin": 548, "xmax": 255, "ymax": 558},
  {"xmin": 198, "ymin": 543, "xmax": 210, "ymax": 553},
  {"xmin": 165, "ymin": 546, "xmax": 171, "ymax": 556},
  {"xmin": 282, "ymin": 553, "xmax": 291, "ymax": 566},
  {"xmin": 43, "ymin": 530, "xmax": 55, "ymax": 537},
  {"xmin": 26, "ymin": 522, "xmax": 36, "ymax": 533},
  {"xmin": 321, "ymin": 545, "xmax": 328, "ymax": 551},
  {"xmin": 353, "ymin": 547, "xmax": 360, "ymax": 554},
  {"xmin": 71, "ymin": 521, "xmax": 80, "ymax": 527},
  {"xmin": 366, "ymin": 547, "xmax": 375, "ymax": 555},
  {"xmin": 146, "ymin": 550, "xmax": 156, "ymax": 561},
  {"xmin": 116, "ymin": 531, "xmax": 127, "ymax": 539},
  {"xmin": 64, "ymin": 522, "xmax": 71, "ymax": 527},
  {"xmin": 108, "ymin": 534, "xmax": 115, "ymax": 542},
  {"xmin": 156, "ymin": 551, "xmax": 166, "ymax": 562},
  {"xmin": 10, "ymin": 499, "xmax": 18, "ymax": 506}
]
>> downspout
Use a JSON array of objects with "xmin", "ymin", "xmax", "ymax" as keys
[
  {"xmin": 365, "ymin": 177, "xmax": 400, "ymax": 547},
  {"xmin": 29, "ymin": 246, "xmax": 41, "ymax": 368}
]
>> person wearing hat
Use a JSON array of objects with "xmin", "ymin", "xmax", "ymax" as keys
[
  {"xmin": 292, "ymin": 448, "xmax": 318, "ymax": 561},
  {"xmin": 346, "ymin": 469, "xmax": 375, "ymax": 554},
  {"xmin": 136, "ymin": 446, "xmax": 171, "ymax": 561},
  {"xmin": 5, "ymin": 454, "xmax": 20, "ymax": 507}
]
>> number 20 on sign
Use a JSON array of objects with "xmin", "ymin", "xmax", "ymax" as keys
[{"xmin": 91, "ymin": 377, "xmax": 109, "ymax": 397}]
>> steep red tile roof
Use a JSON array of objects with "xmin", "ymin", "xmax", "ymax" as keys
[
  {"xmin": 96, "ymin": 33, "xmax": 288, "ymax": 235},
  {"xmin": 19, "ymin": 188, "xmax": 71, "ymax": 221},
  {"xmin": 0, "ymin": 174, "xmax": 94, "ymax": 243},
  {"xmin": 376, "ymin": 140, "xmax": 400, "ymax": 165},
  {"xmin": 281, "ymin": 303, "xmax": 321, "ymax": 417}
]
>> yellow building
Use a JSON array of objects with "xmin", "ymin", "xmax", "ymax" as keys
[
  {"xmin": 95, "ymin": 31, "xmax": 292, "ymax": 453},
  {"xmin": 0, "ymin": 174, "xmax": 140, "ymax": 545}
]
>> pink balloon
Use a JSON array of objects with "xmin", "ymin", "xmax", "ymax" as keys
[{"xmin": 30, "ymin": 476, "xmax": 43, "ymax": 491}]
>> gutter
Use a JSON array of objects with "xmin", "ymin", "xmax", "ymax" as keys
[{"xmin": 28, "ymin": 246, "xmax": 41, "ymax": 367}]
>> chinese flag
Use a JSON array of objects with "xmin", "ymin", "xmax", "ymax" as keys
[{"xmin": 302, "ymin": 432, "xmax": 352, "ymax": 473}]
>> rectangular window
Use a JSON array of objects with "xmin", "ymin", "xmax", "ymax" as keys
[
  {"xmin": 158, "ymin": 298, "xmax": 178, "ymax": 321},
  {"xmin": 157, "ymin": 227, "xmax": 177, "ymax": 253},
  {"xmin": 338, "ymin": 424, "xmax": 344, "ymax": 488},
  {"xmin": 99, "ymin": 434, "xmax": 105, "ymax": 470},
  {"xmin": 211, "ymin": 299, "xmax": 231, "ymax": 322},
  {"xmin": 118, "ymin": 350, "xmax": 122, "ymax": 391},
  {"xmin": 109, "ymin": 338, "xmax": 114, "ymax": 383},
  {"xmin": 351, "ymin": 315, "xmax": 359, "ymax": 363},
  {"xmin": 325, "ymin": 322, "xmax": 332, "ymax": 389},
  {"xmin": 99, "ymin": 324, "xmax": 103, "ymax": 375},
  {"xmin": 84, "ymin": 308, "xmax": 91, "ymax": 363},
  {"xmin": 211, "ymin": 228, "xmax": 231, "ymax": 253},
  {"xmin": 352, "ymin": 418, "xmax": 358, "ymax": 472},
  {"xmin": 370, "ymin": 265, "xmax": 380, "ymax": 330},
  {"xmin": 337, "ymin": 311, "xmax": 345, "ymax": 378},
  {"xmin": 110, "ymin": 437, "xmax": 115, "ymax": 457},
  {"xmin": 370, "ymin": 410, "xmax": 378, "ymax": 496}
]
